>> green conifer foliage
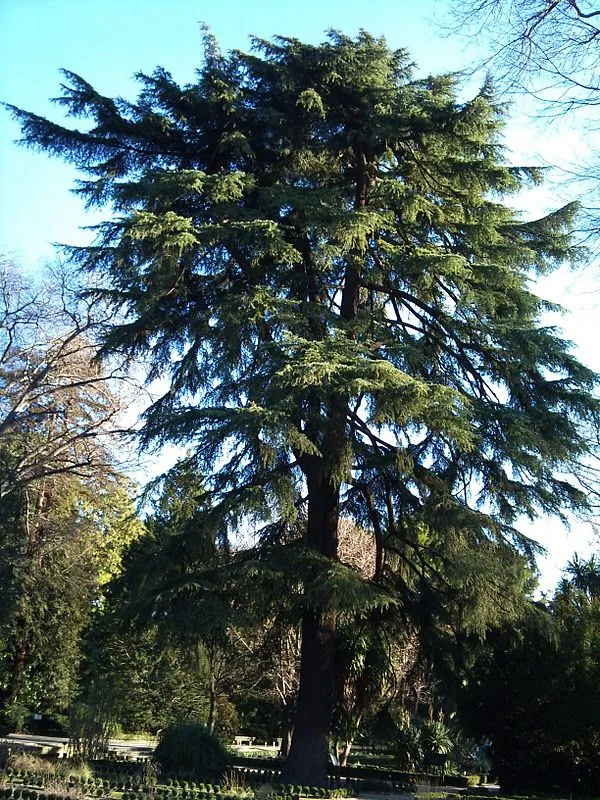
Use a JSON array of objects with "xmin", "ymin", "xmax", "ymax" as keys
[{"xmin": 8, "ymin": 29, "xmax": 599, "ymax": 783}]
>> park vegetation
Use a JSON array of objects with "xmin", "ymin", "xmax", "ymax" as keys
[{"xmin": 1, "ymin": 28, "xmax": 600, "ymax": 795}]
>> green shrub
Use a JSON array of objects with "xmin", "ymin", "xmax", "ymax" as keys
[
  {"xmin": 154, "ymin": 724, "xmax": 228, "ymax": 781},
  {"xmin": 394, "ymin": 726, "xmax": 424, "ymax": 772}
]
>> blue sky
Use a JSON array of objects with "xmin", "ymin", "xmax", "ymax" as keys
[{"xmin": 0, "ymin": 0, "xmax": 597, "ymax": 591}]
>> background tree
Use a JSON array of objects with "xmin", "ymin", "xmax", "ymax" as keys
[
  {"xmin": 446, "ymin": 0, "xmax": 600, "ymax": 240},
  {"xmin": 331, "ymin": 615, "xmax": 408, "ymax": 766},
  {"xmin": 0, "ymin": 469, "xmax": 141, "ymax": 732},
  {"xmin": 449, "ymin": 0, "xmax": 600, "ymax": 109},
  {"xmin": 9, "ymin": 29, "xmax": 600, "ymax": 782},
  {"xmin": 458, "ymin": 554, "xmax": 600, "ymax": 793},
  {"xmin": 227, "ymin": 580, "xmax": 302, "ymax": 755},
  {"xmin": 331, "ymin": 520, "xmax": 420, "ymax": 766},
  {"xmin": 94, "ymin": 463, "xmax": 252, "ymax": 737},
  {"xmin": 86, "ymin": 621, "xmax": 217, "ymax": 734},
  {"xmin": 330, "ymin": 530, "xmax": 536, "ymax": 767},
  {"xmin": 0, "ymin": 260, "xmax": 134, "ymax": 498},
  {"xmin": 0, "ymin": 260, "xmax": 142, "ymax": 730}
]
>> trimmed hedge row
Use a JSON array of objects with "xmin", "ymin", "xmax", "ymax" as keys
[
  {"xmin": 2, "ymin": 771, "xmax": 144, "ymax": 791},
  {"xmin": 0, "ymin": 789, "xmax": 346, "ymax": 800},
  {"xmin": 0, "ymin": 791, "xmax": 74, "ymax": 800},
  {"xmin": 231, "ymin": 755, "xmax": 461, "ymax": 789},
  {"xmin": 0, "ymin": 773, "xmax": 351, "ymax": 800},
  {"xmin": 92, "ymin": 761, "xmax": 148, "ymax": 777}
]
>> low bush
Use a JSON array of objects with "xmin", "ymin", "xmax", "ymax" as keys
[
  {"xmin": 56, "ymin": 762, "xmax": 93, "ymax": 784},
  {"xmin": 6, "ymin": 756, "xmax": 54, "ymax": 777},
  {"xmin": 154, "ymin": 724, "xmax": 229, "ymax": 781}
]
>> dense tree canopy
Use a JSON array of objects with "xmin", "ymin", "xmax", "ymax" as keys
[
  {"xmin": 0, "ymin": 462, "xmax": 142, "ymax": 731},
  {"xmin": 8, "ymin": 29, "xmax": 600, "ymax": 782},
  {"xmin": 459, "ymin": 554, "xmax": 600, "ymax": 793}
]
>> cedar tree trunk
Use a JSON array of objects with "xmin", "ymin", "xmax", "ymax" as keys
[{"xmin": 281, "ymin": 467, "xmax": 340, "ymax": 785}]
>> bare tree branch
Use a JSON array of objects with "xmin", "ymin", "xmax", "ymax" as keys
[{"xmin": 0, "ymin": 257, "xmax": 141, "ymax": 498}]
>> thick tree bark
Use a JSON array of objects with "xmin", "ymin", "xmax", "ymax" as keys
[
  {"xmin": 281, "ymin": 468, "xmax": 339, "ymax": 785},
  {"xmin": 281, "ymin": 608, "xmax": 335, "ymax": 785}
]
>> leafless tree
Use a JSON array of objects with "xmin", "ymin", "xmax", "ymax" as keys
[
  {"xmin": 445, "ymin": 0, "xmax": 600, "ymax": 245},
  {"xmin": 449, "ymin": 0, "xmax": 600, "ymax": 107},
  {"xmin": 0, "ymin": 257, "xmax": 137, "ymax": 499}
]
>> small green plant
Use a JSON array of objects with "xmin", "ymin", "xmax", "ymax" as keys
[
  {"xmin": 421, "ymin": 721, "xmax": 454, "ymax": 759},
  {"xmin": 394, "ymin": 726, "xmax": 424, "ymax": 772},
  {"xmin": 60, "ymin": 763, "xmax": 89, "ymax": 783},
  {"xmin": 218, "ymin": 771, "xmax": 252, "ymax": 799}
]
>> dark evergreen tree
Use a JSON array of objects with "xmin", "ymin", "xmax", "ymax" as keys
[
  {"xmin": 459, "ymin": 555, "xmax": 600, "ymax": 793},
  {"xmin": 98, "ymin": 463, "xmax": 244, "ymax": 736},
  {"xmin": 8, "ymin": 30, "xmax": 600, "ymax": 782}
]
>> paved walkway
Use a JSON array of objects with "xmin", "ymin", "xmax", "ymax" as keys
[{"xmin": 0, "ymin": 733, "xmax": 155, "ymax": 759}]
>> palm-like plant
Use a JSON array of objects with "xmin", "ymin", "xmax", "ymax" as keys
[
  {"xmin": 394, "ymin": 725, "xmax": 424, "ymax": 772},
  {"xmin": 421, "ymin": 719, "xmax": 454, "ymax": 757}
]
